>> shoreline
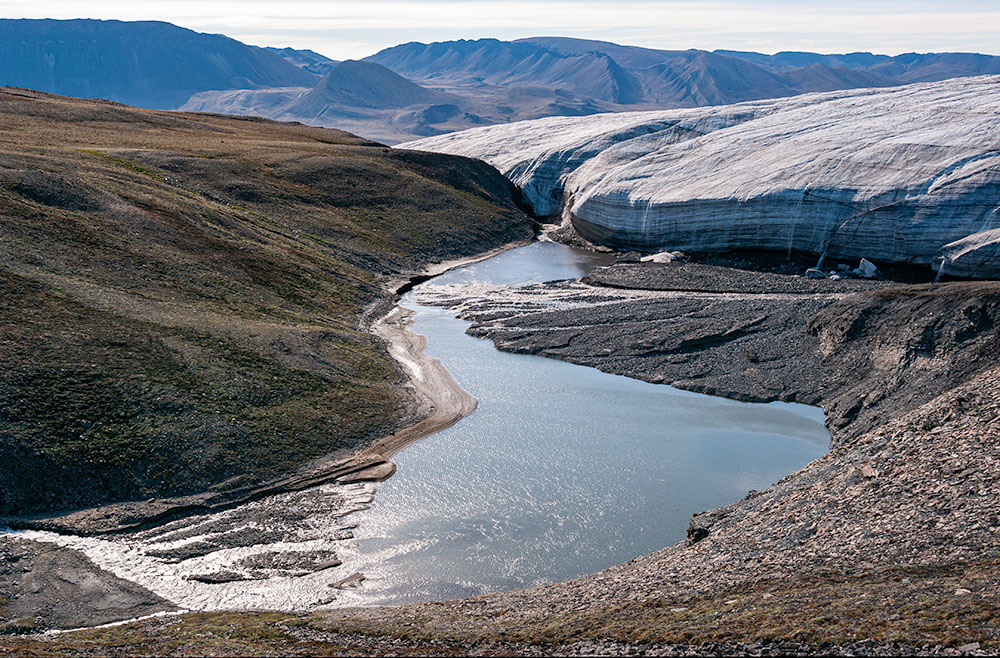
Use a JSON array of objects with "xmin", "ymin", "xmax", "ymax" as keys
[
  {"xmin": 365, "ymin": 305, "xmax": 478, "ymax": 461},
  {"xmin": 360, "ymin": 237, "xmax": 536, "ymax": 460},
  {"xmin": 0, "ymin": 242, "xmax": 527, "ymax": 538},
  {"xmin": 4, "ymin": 247, "xmax": 1000, "ymax": 647},
  {"xmin": 0, "ymin": 244, "xmax": 520, "ymax": 631}
]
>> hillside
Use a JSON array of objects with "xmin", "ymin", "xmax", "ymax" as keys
[
  {"xmin": 264, "ymin": 46, "xmax": 339, "ymax": 75},
  {"xmin": 407, "ymin": 75, "xmax": 1000, "ymax": 278},
  {"xmin": 0, "ymin": 19, "xmax": 318, "ymax": 108},
  {"xmin": 366, "ymin": 37, "xmax": 906, "ymax": 109},
  {"xmin": 0, "ymin": 87, "xmax": 535, "ymax": 517},
  {"xmin": 181, "ymin": 60, "xmax": 493, "ymax": 145},
  {"xmin": 286, "ymin": 60, "xmax": 453, "ymax": 113}
]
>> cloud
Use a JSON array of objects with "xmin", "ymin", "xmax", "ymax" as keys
[{"xmin": 2, "ymin": 0, "xmax": 998, "ymax": 59}]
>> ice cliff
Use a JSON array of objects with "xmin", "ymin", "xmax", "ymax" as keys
[{"xmin": 405, "ymin": 76, "xmax": 1000, "ymax": 277}]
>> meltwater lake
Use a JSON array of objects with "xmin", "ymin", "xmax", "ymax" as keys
[
  {"xmin": 340, "ymin": 241, "xmax": 830, "ymax": 606},
  {"xmin": 3, "ymin": 241, "xmax": 830, "ymax": 613}
]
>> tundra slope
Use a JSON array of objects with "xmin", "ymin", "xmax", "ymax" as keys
[
  {"xmin": 407, "ymin": 75, "xmax": 1000, "ymax": 278},
  {"xmin": 0, "ymin": 87, "xmax": 534, "ymax": 521}
]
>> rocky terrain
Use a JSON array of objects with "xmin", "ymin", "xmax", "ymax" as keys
[
  {"xmin": 263, "ymin": 254, "xmax": 994, "ymax": 651},
  {"xmin": 407, "ymin": 75, "xmax": 1000, "ymax": 278},
  {"xmin": 5, "ymin": 241, "xmax": 998, "ymax": 654},
  {"xmin": 2, "ymin": 53, "xmax": 999, "ymax": 656}
]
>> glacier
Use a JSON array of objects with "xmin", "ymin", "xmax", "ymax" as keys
[{"xmin": 405, "ymin": 76, "xmax": 1000, "ymax": 278}]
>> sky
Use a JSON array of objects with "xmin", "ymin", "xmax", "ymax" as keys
[{"xmin": 1, "ymin": 0, "xmax": 998, "ymax": 60}]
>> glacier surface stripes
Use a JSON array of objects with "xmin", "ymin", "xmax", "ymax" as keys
[{"xmin": 406, "ymin": 76, "xmax": 1000, "ymax": 277}]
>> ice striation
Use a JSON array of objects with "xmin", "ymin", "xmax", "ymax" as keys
[{"xmin": 406, "ymin": 76, "xmax": 1000, "ymax": 277}]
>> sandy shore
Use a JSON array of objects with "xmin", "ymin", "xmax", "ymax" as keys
[
  {"xmin": 367, "ymin": 305, "xmax": 478, "ymax": 461},
  {"xmin": 355, "ymin": 237, "xmax": 538, "ymax": 459}
]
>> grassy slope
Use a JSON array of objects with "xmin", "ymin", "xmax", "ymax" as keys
[{"xmin": 0, "ymin": 87, "xmax": 534, "ymax": 516}]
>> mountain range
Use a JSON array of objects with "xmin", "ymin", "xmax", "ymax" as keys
[
  {"xmin": 0, "ymin": 19, "xmax": 318, "ymax": 109},
  {"xmin": 2, "ymin": 19, "xmax": 999, "ymax": 142}
]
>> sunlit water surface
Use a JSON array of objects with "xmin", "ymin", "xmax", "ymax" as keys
[{"xmin": 337, "ymin": 241, "xmax": 829, "ymax": 606}]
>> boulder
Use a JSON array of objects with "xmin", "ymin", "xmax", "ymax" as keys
[
  {"xmin": 640, "ymin": 251, "xmax": 681, "ymax": 263},
  {"xmin": 856, "ymin": 258, "xmax": 880, "ymax": 278}
]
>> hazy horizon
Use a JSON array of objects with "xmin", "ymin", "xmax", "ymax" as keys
[{"xmin": 1, "ymin": 0, "xmax": 998, "ymax": 61}]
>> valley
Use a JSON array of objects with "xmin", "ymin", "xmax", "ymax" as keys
[{"xmin": 0, "ymin": 18, "xmax": 998, "ymax": 656}]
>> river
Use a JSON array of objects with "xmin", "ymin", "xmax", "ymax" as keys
[
  {"xmin": 6, "ymin": 240, "xmax": 829, "ymax": 613},
  {"xmin": 334, "ymin": 241, "xmax": 829, "ymax": 606}
]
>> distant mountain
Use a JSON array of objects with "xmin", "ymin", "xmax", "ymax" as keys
[
  {"xmin": 289, "ymin": 60, "xmax": 450, "ymax": 114},
  {"xmin": 366, "ymin": 38, "xmax": 901, "ymax": 109},
  {"xmin": 183, "ymin": 36, "xmax": 1000, "ymax": 144},
  {"xmin": 366, "ymin": 38, "xmax": 647, "ymax": 105},
  {"xmin": 714, "ymin": 50, "xmax": 894, "ymax": 70},
  {"xmin": 183, "ymin": 60, "xmax": 488, "ymax": 144},
  {"xmin": 5, "ymin": 21, "xmax": 998, "ymax": 144},
  {"xmin": 0, "ymin": 18, "xmax": 318, "ymax": 108},
  {"xmin": 865, "ymin": 52, "xmax": 1000, "ymax": 82},
  {"xmin": 264, "ymin": 46, "xmax": 339, "ymax": 75},
  {"xmin": 368, "ymin": 37, "xmax": 1000, "ymax": 111},
  {"xmin": 275, "ymin": 60, "xmax": 480, "ymax": 141},
  {"xmin": 717, "ymin": 49, "xmax": 1000, "ymax": 82}
]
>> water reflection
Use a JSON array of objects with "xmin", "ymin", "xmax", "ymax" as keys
[{"xmin": 340, "ymin": 242, "xmax": 829, "ymax": 606}]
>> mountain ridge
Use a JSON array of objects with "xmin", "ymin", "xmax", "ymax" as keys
[
  {"xmin": 0, "ymin": 18, "xmax": 318, "ymax": 109},
  {"xmin": 3, "ymin": 21, "xmax": 999, "ymax": 143},
  {"xmin": 366, "ymin": 37, "xmax": 993, "ymax": 110}
]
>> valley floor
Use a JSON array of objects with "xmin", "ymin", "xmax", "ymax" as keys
[{"xmin": 3, "ymin": 252, "xmax": 999, "ymax": 654}]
